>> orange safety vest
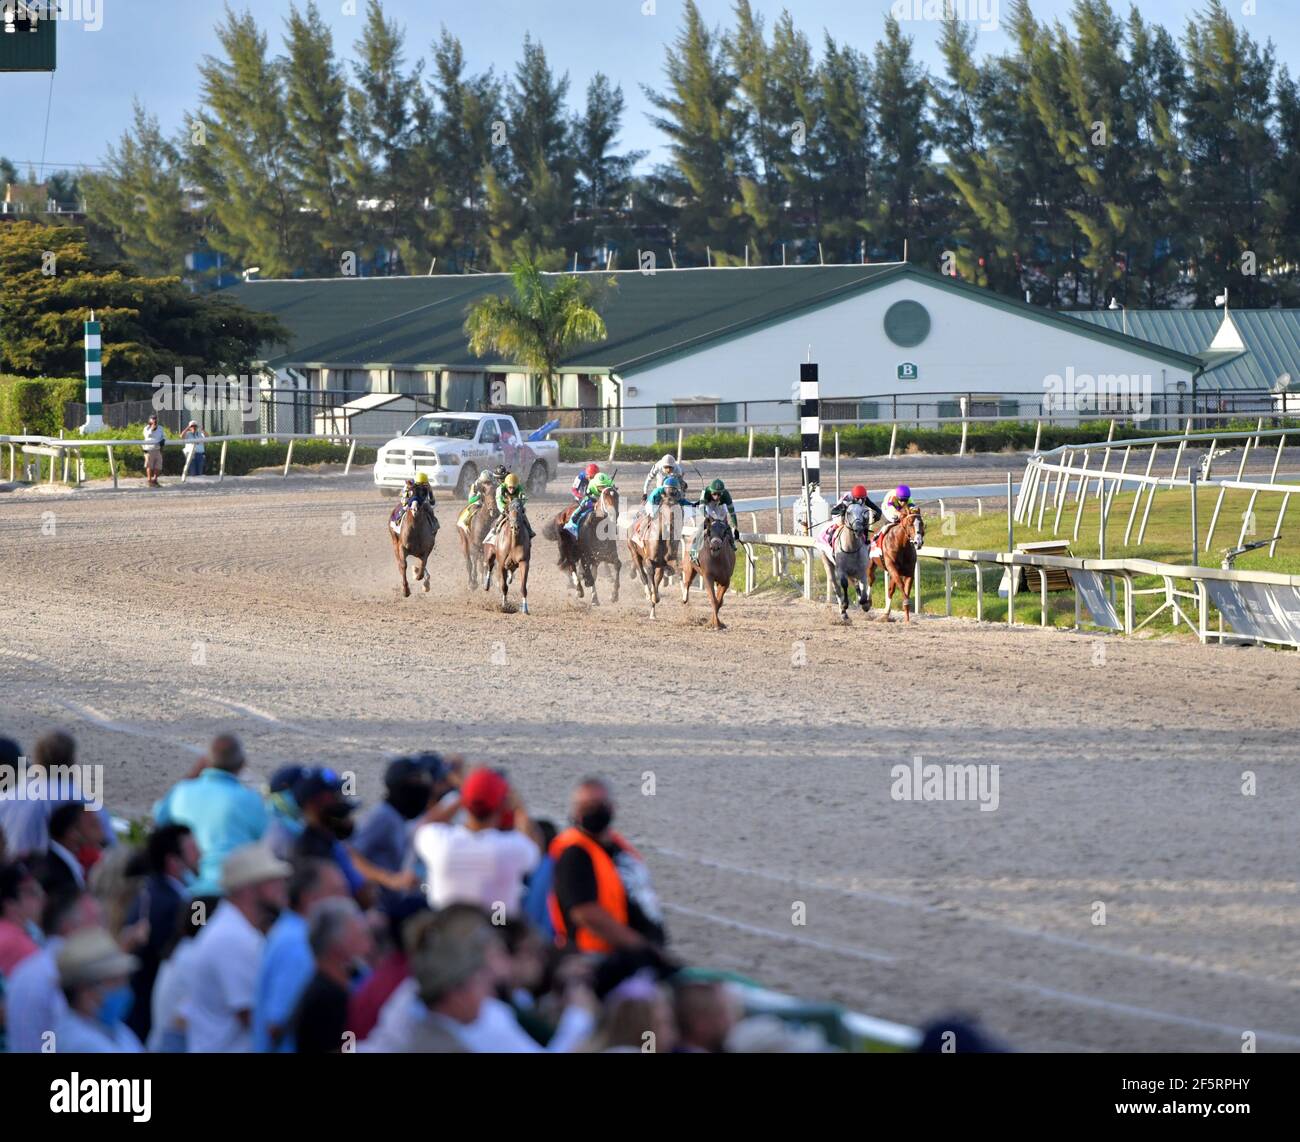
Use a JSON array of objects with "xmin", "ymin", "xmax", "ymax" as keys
[{"xmin": 547, "ymin": 828, "xmax": 642, "ymax": 953}]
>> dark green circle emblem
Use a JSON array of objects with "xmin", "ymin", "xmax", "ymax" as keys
[{"xmin": 883, "ymin": 300, "xmax": 930, "ymax": 347}]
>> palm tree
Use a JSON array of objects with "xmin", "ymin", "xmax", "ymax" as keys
[{"xmin": 464, "ymin": 258, "xmax": 613, "ymax": 407}]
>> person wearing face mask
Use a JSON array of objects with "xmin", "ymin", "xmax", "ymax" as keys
[
  {"xmin": 184, "ymin": 843, "xmax": 291, "ymax": 1052},
  {"xmin": 52, "ymin": 928, "xmax": 143, "ymax": 1052},
  {"xmin": 292, "ymin": 768, "xmax": 415, "ymax": 905},
  {"xmin": 549, "ymin": 778, "xmax": 668, "ymax": 954},
  {"xmin": 122, "ymin": 823, "xmax": 200, "ymax": 1044}
]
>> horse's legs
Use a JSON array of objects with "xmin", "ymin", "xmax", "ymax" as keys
[
  {"xmin": 612, "ymin": 559, "xmax": 621, "ymax": 602},
  {"xmin": 394, "ymin": 538, "xmax": 410, "ymax": 598},
  {"xmin": 483, "ymin": 550, "xmax": 496, "ymax": 592},
  {"xmin": 900, "ymin": 574, "xmax": 913, "ymax": 622},
  {"xmin": 681, "ymin": 560, "xmax": 695, "ymax": 605},
  {"xmin": 649, "ymin": 563, "xmax": 662, "ymax": 619},
  {"xmin": 519, "ymin": 561, "xmax": 529, "ymax": 614},
  {"xmin": 708, "ymin": 577, "xmax": 725, "ymax": 629},
  {"xmin": 587, "ymin": 559, "xmax": 600, "ymax": 606}
]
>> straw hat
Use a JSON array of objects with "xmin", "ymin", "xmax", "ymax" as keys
[
  {"xmin": 220, "ymin": 843, "xmax": 292, "ymax": 894},
  {"xmin": 57, "ymin": 929, "xmax": 139, "ymax": 988}
]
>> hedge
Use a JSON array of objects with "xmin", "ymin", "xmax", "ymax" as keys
[
  {"xmin": 0, "ymin": 376, "xmax": 83, "ymax": 437},
  {"xmin": 40, "ymin": 426, "xmax": 375, "ymax": 482},
  {"xmin": 558, "ymin": 420, "xmax": 1156, "ymax": 463}
]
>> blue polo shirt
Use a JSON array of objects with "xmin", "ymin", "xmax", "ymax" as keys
[
  {"xmin": 153, "ymin": 769, "xmax": 269, "ymax": 897},
  {"xmin": 252, "ymin": 910, "xmax": 314, "ymax": 1053}
]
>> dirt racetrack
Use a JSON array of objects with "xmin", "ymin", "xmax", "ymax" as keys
[{"xmin": 2, "ymin": 461, "xmax": 1298, "ymax": 1052}]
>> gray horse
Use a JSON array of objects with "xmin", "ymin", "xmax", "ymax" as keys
[{"xmin": 821, "ymin": 501, "xmax": 872, "ymax": 620}]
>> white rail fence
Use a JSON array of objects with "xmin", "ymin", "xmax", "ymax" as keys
[
  {"xmin": 1016, "ymin": 420, "xmax": 1300, "ymax": 557},
  {"xmin": 728, "ymin": 528, "xmax": 1300, "ymax": 650}
]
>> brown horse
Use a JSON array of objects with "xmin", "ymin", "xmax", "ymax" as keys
[
  {"xmin": 627, "ymin": 497, "xmax": 682, "ymax": 619},
  {"xmin": 391, "ymin": 501, "xmax": 438, "ymax": 598},
  {"xmin": 483, "ymin": 497, "xmax": 531, "ymax": 614},
  {"xmin": 458, "ymin": 498, "xmax": 497, "ymax": 589},
  {"xmin": 543, "ymin": 484, "xmax": 622, "ymax": 604},
  {"xmin": 867, "ymin": 507, "xmax": 926, "ymax": 622},
  {"xmin": 682, "ymin": 513, "xmax": 736, "ymax": 629}
]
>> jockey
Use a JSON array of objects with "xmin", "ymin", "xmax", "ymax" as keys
[
  {"xmin": 875, "ymin": 484, "xmax": 916, "ymax": 542},
  {"xmin": 645, "ymin": 473, "xmax": 683, "ymax": 513},
  {"xmin": 642, "ymin": 453, "xmax": 688, "ymax": 501},
  {"xmin": 827, "ymin": 484, "xmax": 882, "ymax": 545},
  {"xmin": 490, "ymin": 472, "xmax": 535, "ymax": 539},
  {"xmin": 572, "ymin": 462, "xmax": 600, "ymax": 501},
  {"xmin": 691, "ymin": 478, "xmax": 740, "ymax": 560},
  {"xmin": 458, "ymin": 465, "xmax": 505, "ymax": 531},
  {"xmin": 392, "ymin": 472, "xmax": 435, "ymax": 528},
  {"xmin": 565, "ymin": 470, "xmax": 614, "ymax": 538}
]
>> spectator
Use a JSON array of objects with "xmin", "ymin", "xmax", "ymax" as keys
[
  {"xmin": 0, "ymin": 731, "xmax": 111, "ymax": 858},
  {"xmin": 5, "ymin": 888, "xmax": 104, "ymax": 1052},
  {"xmin": 347, "ymin": 893, "xmax": 428, "ymax": 1041},
  {"xmin": 290, "ymin": 897, "xmax": 373, "ymax": 1054},
  {"xmin": 180, "ymin": 420, "xmax": 207, "ymax": 477},
  {"xmin": 142, "ymin": 414, "xmax": 165, "ymax": 487},
  {"xmin": 0, "ymin": 862, "xmax": 44, "ymax": 975},
  {"xmin": 582, "ymin": 971, "xmax": 678, "ymax": 1053},
  {"xmin": 549, "ymin": 778, "xmax": 667, "ymax": 953},
  {"xmin": 520, "ymin": 817, "xmax": 558, "ymax": 941},
  {"xmin": 263, "ymin": 765, "xmax": 308, "ymax": 860},
  {"xmin": 146, "ymin": 899, "xmax": 211, "ymax": 1053},
  {"xmin": 122, "ymin": 823, "xmax": 199, "ymax": 1043},
  {"xmin": 673, "ymin": 978, "xmax": 740, "ymax": 1053},
  {"xmin": 153, "ymin": 735, "xmax": 267, "ymax": 897},
  {"xmin": 52, "ymin": 929, "xmax": 143, "ymax": 1053},
  {"xmin": 351, "ymin": 757, "xmax": 433, "ymax": 886},
  {"xmin": 413, "ymin": 768, "xmax": 540, "ymax": 916},
  {"xmin": 252, "ymin": 858, "xmax": 348, "ymax": 1052},
  {"xmin": 401, "ymin": 905, "xmax": 500, "ymax": 1053},
  {"xmin": 34, "ymin": 802, "xmax": 94, "ymax": 895},
  {"xmin": 185, "ymin": 844, "xmax": 290, "ymax": 1052}
]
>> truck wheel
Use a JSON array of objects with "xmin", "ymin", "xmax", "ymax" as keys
[
  {"xmin": 527, "ymin": 461, "xmax": 548, "ymax": 495},
  {"xmin": 455, "ymin": 464, "xmax": 477, "ymax": 498}
]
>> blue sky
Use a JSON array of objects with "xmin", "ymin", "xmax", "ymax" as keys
[{"xmin": 2, "ymin": 0, "xmax": 1294, "ymax": 178}]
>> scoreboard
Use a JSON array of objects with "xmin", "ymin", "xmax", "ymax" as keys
[{"xmin": 1, "ymin": 1, "xmax": 57, "ymax": 72}]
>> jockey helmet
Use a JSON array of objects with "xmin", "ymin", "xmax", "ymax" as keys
[
  {"xmin": 414, "ymin": 472, "xmax": 430, "ymax": 485},
  {"xmin": 492, "ymin": 464, "xmax": 508, "ymax": 479},
  {"xmin": 585, "ymin": 462, "xmax": 600, "ymax": 478},
  {"xmin": 660, "ymin": 453, "xmax": 676, "ymax": 467},
  {"xmin": 896, "ymin": 484, "xmax": 911, "ymax": 500},
  {"xmin": 707, "ymin": 478, "xmax": 725, "ymax": 496},
  {"xmin": 590, "ymin": 472, "xmax": 613, "ymax": 491},
  {"xmin": 851, "ymin": 484, "xmax": 867, "ymax": 499},
  {"xmin": 504, "ymin": 473, "xmax": 521, "ymax": 491},
  {"xmin": 662, "ymin": 475, "xmax": 681, "ymax": 491}
]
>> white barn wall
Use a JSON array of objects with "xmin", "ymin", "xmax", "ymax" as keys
[{"xmin": 618, "ymin": 276, "xmax": 1195, "ymax": 444}]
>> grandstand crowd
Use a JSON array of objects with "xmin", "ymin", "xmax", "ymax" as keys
[{"xmin": 0, "ymin": 728, "xmax": 868, "ymax": 1054}]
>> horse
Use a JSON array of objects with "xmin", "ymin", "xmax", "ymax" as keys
[
  {"xmin": 483, "ymin": 497, "xmax": 531, "ymax": 614},
  {"xmin": 820, "ymin": 502, "xmax": 872, "ymax": 621},
  {"xmin": 627, "ymin": 496, "xmax": 683, "ymax": 619},
  {"xmin": 543, "ymin": 483, "xmax": 622, "ymax": 604},
  {"xmin": 682, "ymin": 512, "xmax": 736, "ymax": 629},
  {"xmin": 867, "ymin": 507, "xmax": 926, "ymax": 622},
  {"xmin": 458, "ymin": 498, "xmax": 497, "ymax": 589},
  {"xmin": 391, "ymin": 501, "xmax": 438, "ymax": 598}
]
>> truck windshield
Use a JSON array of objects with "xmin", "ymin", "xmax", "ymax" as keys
[{"xmin": 405, "ymin": 417, "xmax": 477, "ymax": 439}]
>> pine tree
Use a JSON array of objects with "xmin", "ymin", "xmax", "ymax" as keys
[
  {"xmin": 573, "ymin": 74, "xmax": 646, "ymax": 265},
  {"xmin": 814, "ymin": 35, "xmax": 873, "ymax": 263},
  {"xmin": 185, "ymin": 8, "xmax": 304, "ymax": 278},
  {"xmin": 80, "ymin": 103, "xmax": 195, "ymax": 278},
  {"xmin": 644, "ymin": 0, "xmax": 746, "ymax": 265},
  {"xmin": 1267, "ymin": 67, "xmax": 1300, "ymax": 304},
  {"xmin": 282, "ymin": 1, "xmax": 353, "ymax": 276}
]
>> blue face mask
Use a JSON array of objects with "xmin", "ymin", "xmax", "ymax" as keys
[{"xmin": 96, "ymin": 984, "xmax": 134, "ymax": 1028}]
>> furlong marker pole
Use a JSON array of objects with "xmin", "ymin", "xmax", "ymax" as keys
[
  {"xmin": 799, "ymin": 361, "xmax": 821, "ymax": 493},
  {"xmin": 81, "ymin": 313, "xmax": 104, "ymax": 433}
]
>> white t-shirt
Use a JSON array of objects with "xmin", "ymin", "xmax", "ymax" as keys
[
  {"xmin": 148, "ymin": 937, "xmax": 202, "ymax": 1052},
  {"xmin": 183, "ymin": 901, "xmax": 265, "ymax": 1052},
  {"xmin": 413, "ymin": 823, "xmax": 539, "ymax": 916}
]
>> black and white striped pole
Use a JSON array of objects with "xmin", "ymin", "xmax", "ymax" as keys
[{"xmin": 799, "ymin": 360, "xmax": 820, "ymax": 491}]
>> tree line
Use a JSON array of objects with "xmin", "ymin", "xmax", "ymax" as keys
[{"xmin": 14, "ymin": 0, "xmax": 1300, "ymax": 308}]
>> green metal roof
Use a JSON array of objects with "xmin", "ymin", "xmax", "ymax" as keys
[
  {"xmin": 225, "ymin": 264, "xmax": 1204, "ymax": 376},
  {"xmin": 1070, "ymin": 309, "xmax": 1300, "ymax": 390}
]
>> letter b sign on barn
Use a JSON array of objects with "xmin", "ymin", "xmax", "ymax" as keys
[{"xmin": 897, "ymin": 362, "xmax": 919, "ymax": 382}]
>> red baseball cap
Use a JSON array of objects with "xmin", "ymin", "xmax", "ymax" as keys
[{"xmin": 460, "ymin": 768, "xmax": 509, "ymax": 817}]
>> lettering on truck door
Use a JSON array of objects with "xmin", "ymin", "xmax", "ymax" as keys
[{"xmin": 498, "ymin": 418, "xmax": 520, "ymax": 473}]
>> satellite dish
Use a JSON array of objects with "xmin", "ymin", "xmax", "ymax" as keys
[{"xmin": 1274, "ymin": 373, "xmax": 1292, "ymax": 394}]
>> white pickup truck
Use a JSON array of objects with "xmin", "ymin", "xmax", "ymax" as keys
[{"xmin": 373, "ymin": 411, "xmax": 560, "ymax": 497}]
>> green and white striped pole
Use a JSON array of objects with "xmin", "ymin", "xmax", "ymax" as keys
[{"xmin": 80, "ymin": 311, "xmax": 103, "ymax": 433}]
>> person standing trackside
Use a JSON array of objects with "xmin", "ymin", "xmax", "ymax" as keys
[
  {"xmin": 142, "ymin": 415, "xmax": 165, "ymax": 487},
  {"xmin": 180, "ymin": 420, "xmax": 207, "ymax": 477}
]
